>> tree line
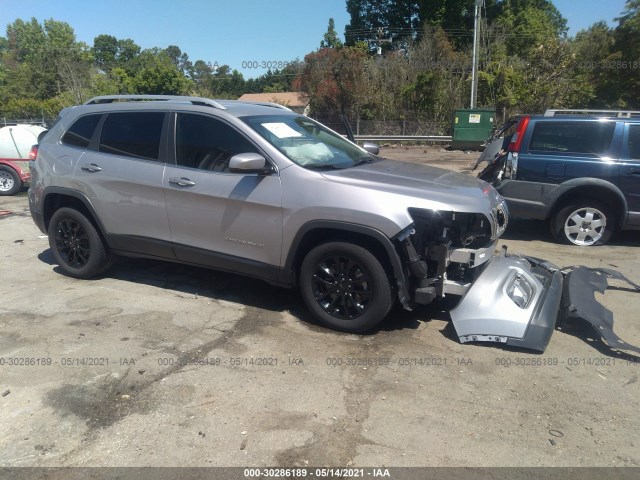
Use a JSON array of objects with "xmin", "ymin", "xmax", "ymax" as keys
[
  {"xmin": 0, "ymin": 19, "xmax": 299, "ymax": 119},
  {"xmin": 299, "ymin": 0, "xmax": 640, "ymax": 131},
  {"xmin": 0, "ymin": 0, "xmax": 638, "ymax": 131}
]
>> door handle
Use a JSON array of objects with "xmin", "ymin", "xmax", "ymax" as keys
[
  {"xmin": 169, "ymin": 177, "xmax": 196, "ymax": 187},
  {"xmin": 80, "ymin": 163, "xmax": 102, "ymax": 173},
  {"xmin": 629, "ymin": 168, "xmax": 640, "ymax": 176}
]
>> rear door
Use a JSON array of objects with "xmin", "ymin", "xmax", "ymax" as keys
[
  {"xmin": 519, "ymin": 120, "xmax": 619, "ymax": 184},
  {"xmin": 73, "ymin": 111, "xmax": 174, "ymax": 257},
  {"xmin": 163, "ymin": 112, "xmax": 283, "ymax": 279},
  {"xmin": 619, "ymin": 123, "xmax": 640, "ymax": 226}
]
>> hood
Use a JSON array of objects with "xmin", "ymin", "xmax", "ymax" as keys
[{"xmin": 320, "ymin": 159, "xmax": 501, "ymax": 214}]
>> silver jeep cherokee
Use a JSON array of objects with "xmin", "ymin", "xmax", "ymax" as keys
[{"xmin": 28, "ymin": 95, "xmax": 574, "ymax": 352}]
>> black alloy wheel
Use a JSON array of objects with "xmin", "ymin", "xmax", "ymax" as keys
[
  {"xmin": 300, "ymin": 242, "xmax": 394, "ymax": 333},
  {"xmin": 48, "ymin": 207, "xmax": 112, "ymax": 278}
]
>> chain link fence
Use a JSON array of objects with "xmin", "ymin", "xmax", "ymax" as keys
[{"xmin": 310, "ymin": 113, "xmax": 451, "ymax": 138}]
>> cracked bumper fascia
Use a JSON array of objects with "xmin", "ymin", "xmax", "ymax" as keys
[{"xmin": 449, "ymin": 255, "xmax": 563, "ymax": 352}]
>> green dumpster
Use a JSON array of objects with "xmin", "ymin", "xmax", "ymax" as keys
[{"xmin": 452, "ymin": 109, "xmax": 496, "ymax": 151}]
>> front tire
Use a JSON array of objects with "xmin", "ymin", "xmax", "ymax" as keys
[
  {"xmin": 0, "ymin": 166, "xmax": 21, "ymax": 196},
  {"xmin": 48, "ymin": 207, "xmax": 112, "ymax": 278},
  {"xmin": 551, "ymin": 199, "xmax": 615, "ymax": 246},
  {"xmin": 299, "ymin": 242, "xmax": 394, "ymax": 333}
]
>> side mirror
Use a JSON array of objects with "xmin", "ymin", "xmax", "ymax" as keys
[
  {"xmin": 229, "ymin": 153, "xmax": 269, "ymax": 174},
  {"xmin": 362, "ymin": 142, "xmax": 380, "ymax": 155}
]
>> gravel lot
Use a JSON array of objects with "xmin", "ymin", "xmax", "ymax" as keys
[{"xmin": 0, "ymin": 147, "xmax": 639, "ymax": 470}]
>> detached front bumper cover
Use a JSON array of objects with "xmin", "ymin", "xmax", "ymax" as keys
[{"xmin": 450, "ymin": 254, "xmax": 640, "ymax": 354}]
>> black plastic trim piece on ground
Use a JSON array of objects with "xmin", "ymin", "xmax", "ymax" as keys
[{"xmin": 561, "ymin": 266, "xmax": 640, "ymax": 355}]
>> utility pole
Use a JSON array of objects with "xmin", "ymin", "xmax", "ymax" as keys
[
  {"xmin": 470, "ymin": 0, "xmax": 482, "ymax": 108},
  {"xmin": 374, "ymin": 27, "xmax": 391, "ymax": 55}
]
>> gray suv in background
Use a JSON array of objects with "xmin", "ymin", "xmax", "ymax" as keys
[{"xmin": 28, "ymin": 95, "xmax": 578, "ymax": 352}]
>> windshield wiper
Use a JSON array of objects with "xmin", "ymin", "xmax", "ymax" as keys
[
  {"xmin": 351, "ymin": 156, "xmax": 375, "ymax": 167},
  {"xmin": 303, "ymin": 164, "xmax": 344, "ymax": 170}
]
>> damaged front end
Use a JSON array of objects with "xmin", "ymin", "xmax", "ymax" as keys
[{"xmin": 394, "ymin": 205, "xmax": 639, "ymax": 354}]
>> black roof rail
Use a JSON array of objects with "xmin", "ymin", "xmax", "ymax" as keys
[
  {"xmin": 84, "ymin": 95, "xmax": 227, "ymax": 110},
  {"xmin": 544, "ymin": 109, "xmax": 640, "ymax": 118}
]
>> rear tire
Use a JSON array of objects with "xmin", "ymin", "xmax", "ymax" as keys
[
  {"xmin": 48, "ymin": 207, "xmax": 112, "ymax": 278},
  {"xmin": 0, "ymin": 166, "xmax": 21, "ymax": 196},
  {"xmin": 551, "ymin": 199, "xmax": 615, "ymax": 246},
  {"xmin": 299, "ymin": 242, "xmax": 394, "ymax": 333}
]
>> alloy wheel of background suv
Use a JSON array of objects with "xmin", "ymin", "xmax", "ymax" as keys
[{"xmin": 551, "ymin": 199, "xmax": 615, "ymax": 246}]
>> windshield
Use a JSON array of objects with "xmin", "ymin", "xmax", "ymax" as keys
[{"xmin": 242, "ymin": 115, "xmax": 370, "ymax": 169}]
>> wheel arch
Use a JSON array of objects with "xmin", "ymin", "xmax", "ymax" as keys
[
  {"xmin": 283, "ymin": 221, "xmax": 411, "ymax": 309},
  {"xmin": 42, "ymin": 187, "xmax": 110, "ymax": 246},
  {"xmin": 546, "ymin": 179, "xmax": 627, "ymax": 228}
]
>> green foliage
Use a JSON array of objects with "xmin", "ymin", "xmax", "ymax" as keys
[
  {"xmin": 129, "ymin": 51, "xmax": 192, "ymax": 95},
  {"xmin": 296, "ymin": 47, "xmax": 369, "ymax": 113},
  {"xmin": 321, "ymin": 18, "xmax": 344, "ymax": 48},
  {"xmin": 345, "ymin": 0, "xmax": 421, "ymax": 49},
  {"xmin": 1, "ymin": 1, "xmax": 638, "ymax": 121},
  {"xmin": 611, "ymin": 0, "xmax": 640, "ymax": 106},
  {"xmin": 495, "ymin": 0, "xmax": 567, "ymax": 57},
  {"xmin": 2, "ymin": 97, "xmax": 64, "ymax": 118}
]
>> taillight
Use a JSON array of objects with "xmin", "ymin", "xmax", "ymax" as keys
[
  {"xmin": 508, "ymin": 116, "xmax": 530, "ymax": 153},
  {"xmin": 29, "ymin": 144, "xmax": 38, "ymax": 160}
]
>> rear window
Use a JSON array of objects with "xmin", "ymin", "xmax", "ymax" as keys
[
  {"xmin": 99, "ymin": 112, "xmax": 164, "ymax": 161},
  {"xmin": 529, "ymin": 121, "xmax": 615, "ymax": 155},
  {"xmin": 61, "ymin": 114, "xmax": 101, "ymax": 148}
]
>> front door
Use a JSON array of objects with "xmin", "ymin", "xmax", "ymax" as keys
[{"xmin": 163, "ymin": 113, "xmax": 283, "ymax": 281}]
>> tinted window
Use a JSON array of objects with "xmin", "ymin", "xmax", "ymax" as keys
[
  {"xmin": 529, "ymin": 121, "xmax": 616, "ymax": 155},
  {"xmin": 99, "ymin": 112, "xmax": 164, "ymax": 161},
  {"xmin": 176, "ymin": 114, "xmax": 258, "ymax": 172},
  {"xmin": 61, "ymin": 114, "xmax": 101, "ymax": 148},
  {"xmin": 628, "ymin": 125, "xmax": 640, "ymax": 160}
]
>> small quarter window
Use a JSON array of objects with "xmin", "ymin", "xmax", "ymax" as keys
[
  {"xmin": 61, "ymin": 114, "xmax": 101, "ymax": 148},
  {"xmin": 99, "ymin": 112, "xmax": 164, "ymax": 161}
]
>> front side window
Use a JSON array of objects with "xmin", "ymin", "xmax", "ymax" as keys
[
  {"xmin": 61, "ymin": 114, "xmax": 102, "ymax": 148},
  {"xmin": 99, "ymin": 112, "xmax": 164, "ymax": 161},
  {"xmin": 242, "ymin": 115, "xmax": 370, "ymax": 169},
  {"xmin": 529, "ymin": 121, "xmax": 616, "ymax": 156},
  {"xmin": 628, "ymin": 125, "xmax": 640, "ymax": 160},
  {"xmin": 176, "ymin": 114, "xmax": 259, "ymax": 172}
]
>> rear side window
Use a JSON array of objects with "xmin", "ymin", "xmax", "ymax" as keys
[
  {"xmin": 99, "ymin": 112, "xmax": 165, "ymax": 161},
  {"xmin": 529, "ymin": 121, "xmax": 616, "ymax": 156},
  {"xmin": 628, "ymin": 125, "xmax": 640, "ymax": 160},
  {"xmin": 61, "ymin": 114, "xmax": 101, "ymax": 148}
]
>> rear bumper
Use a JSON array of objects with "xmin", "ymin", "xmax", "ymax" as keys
[{"xmin": 450, "ymin": 255, "xmax": 563, "ymax": 352}]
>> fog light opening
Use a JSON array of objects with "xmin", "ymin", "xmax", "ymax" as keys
[{"xmin": 508, "ymin": 273, "xmax": 534, "ymax": 309}]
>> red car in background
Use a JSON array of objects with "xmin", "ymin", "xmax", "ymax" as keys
[
  {"xmin": 0, "ymin": 155, "xmax": 31, "ymax": 196},
  {"xmin": 0, "ymin": 124, "xmax": 46, "ymax": 195}
]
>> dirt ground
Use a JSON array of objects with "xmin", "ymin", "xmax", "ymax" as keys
[{"xmin": 0, "ymin": 147, "xmax": 639, "ymax": 471}]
